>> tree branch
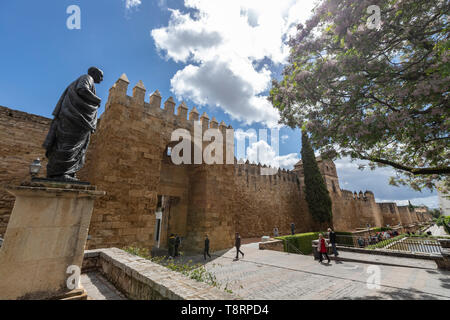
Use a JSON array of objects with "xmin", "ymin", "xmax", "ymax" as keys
[{"xmin": 359, "ymin": 155, "xmax": 450, "ymax": 175}]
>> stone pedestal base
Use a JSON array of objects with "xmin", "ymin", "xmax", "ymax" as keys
[{"xmin": 0, "ymin": 182, "xmax": 104, "ymax": 300}]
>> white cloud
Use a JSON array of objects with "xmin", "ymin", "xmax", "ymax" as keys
[
  {"xmin": 281, "ymin": 135, "xmax": 289, "ymax": 143},
  {"xmin": 125, "ymin": 0, "xmax": 141, "ymax": 10},
  {"xmin": 157, "ymin": 0, "xmax": 167, "ymax": 9},
  {"xmin": 234, "ymin": 129, "xmax": 257, "ymax": 141},
  {"xmin": 246, "ymin": 140, "xmax": 299, "ymax": 170},
  {"xmin": 335, "ymin": 157, "xmax": 439, "ymax": 208},
  {"xmin": 151, "ymin": 0, "xmax": 318, "ymax": 127},
  {"xmin": 376, "ymin": 197, "xmax": 439, "ymax": 209}
]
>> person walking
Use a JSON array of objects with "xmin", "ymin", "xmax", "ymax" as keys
[
  {"xmin": 168, "ymin": 234, "xmax": 175, "ymax": 258},
  {"xmin": 290, "ymin": 222, "xmax": 295, "ymax": 235},
  {"xmin": 328, "ymin": 228, "xmax": 338, "ymax": 256},
  {"xmin": 174, "ymin": 234, "xmax": 181, "ymax": 257},
  {"xmin": 273, "ymin": 227, "xmax": 279, "ymax": 237},
  {"xmin": 204, "ymin": 234, "xmax": 211, "ymax": 260},
  {"xmin": 235, "ymin": 232, "xmax": 244, "ymax": 260},
  {"xmin": 317, "ymin": 233, "xmax": 330, "ymax": 263},
  {"xmin": 357, "ymin": 237, "xmax": 365, "ymax": 248}
]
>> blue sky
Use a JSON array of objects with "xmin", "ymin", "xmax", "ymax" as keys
[{"xmin": 0, "ymin": 0, "xmax": 438, "ymax": 207}]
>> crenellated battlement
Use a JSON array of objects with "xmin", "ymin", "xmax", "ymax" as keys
[
  {"xmin": 341, "ymin": 189, "xmax": 355, "ymax": 200},
  {"xmin": 234, "ymin": 161, "xmax": 299, "ymax": 187},
  {"xmin": 340, "ymin": 189, "xmax": 376, "ymax": 202},
  {"xmin": 105, "ymin": 73, "xmax": 233, "ymax": 133}
]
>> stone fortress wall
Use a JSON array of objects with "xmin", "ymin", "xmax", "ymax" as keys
[
  {"xmin": 0, "ymin": 106, "xmax": 50, "ymax": 236},
  {"xmin": 0, "ymin": 74, "xmax": 433, "ymax": 251},
  {"xmin": 232, "ymin": 162, "xmax": 325, "ymax": 238}
]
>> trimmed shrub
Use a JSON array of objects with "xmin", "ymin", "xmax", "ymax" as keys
[
  {"xmin": 276, "ymin": 232, "xmax": 321, "ymax": 255},
  {"xmin": 436, "ymin": 216, "xmax": 450, "ymax": 235},
  {"xmin": 276, "ymin": 231, "xmax": 350, "ymax": 255},
  {"xmin": 334, "ymin": 231, "xmax": 354, "ymax": 246},
  {"xmin": 371, "ymin": 227, "xmax": 392, "ymax": 233}
]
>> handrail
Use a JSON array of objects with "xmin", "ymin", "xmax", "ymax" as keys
[
  {"xmin": 332, "ymin": 234, "xmax": 442, "ymax": 254},
  {"xmin": 284, "ymin": 240, "xmax": 304, "ymax": 255}
]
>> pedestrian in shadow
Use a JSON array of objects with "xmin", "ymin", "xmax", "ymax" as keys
[
  {"xmin": 318, "ymin": 233, "xmax": 330, "ymax": 264},
  {"xmin": 168, "ymin": 234, "xmax": 175, "ymax": 258},
  {"xmin": 235, "ymin": 232, "xmax": 244, "ymax": 260},
  {"xmin": 290, "ymin": 222, "xmax": 295, "ymax": 235},
  {"xmin": 273, "ymin": 227, "xmax": 279, "ymax": 237},
  {"xmin": 204, "ymin": 234, "xmax": 211, "ymax": 260},
  {"xmin": 174, "ymin": 234, "xmax": 181, "ymax": 257},
  {"xmin": 328, "ymin": 228, "xmax": 338, "ymax": 257}
]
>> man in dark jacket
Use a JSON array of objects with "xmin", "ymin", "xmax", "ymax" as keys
[
  {"xmin": 235, "ymin": 232, "xmax": 244, "ymax": 260},
  {"xmin": 204, "ymin": 234, "xmax": 211, "ymax": 260},
  {"xmin": 168, "ymin": 234, "xmax": 175, "ymax": 257},
  {"xmin": 291, "ymin": 223, "xmax": 295, "ymax": 235},
  {"xmin": 328, "ymin": 228, "xmax": 338, "ymax": 256},
  {"xmin": 174, "ymin": 234, "xmax": 181, "ymax": 257}
]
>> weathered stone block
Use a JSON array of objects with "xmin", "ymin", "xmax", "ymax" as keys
[{"xmin": 0, "ymin": 183, "xmax": 104, "ymax": 300}]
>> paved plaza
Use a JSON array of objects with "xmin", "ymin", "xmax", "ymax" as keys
[
  {"xmin": 81, "ymin": 242, "xmax": 450, "ymax": 300},
  {"xmin": 193, "ymin": 243, "xmax": 450, "ymax": 300}
]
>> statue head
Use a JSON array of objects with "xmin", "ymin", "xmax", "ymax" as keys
[{"xmin": 88, "ymin": 67, "xmax": 104, "ymax": 84}]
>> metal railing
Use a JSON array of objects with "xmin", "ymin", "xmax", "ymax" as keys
[
  {"xmin": 386, "ymin": 238, "xmax": 442, "ymax": 254},
  {"xmin": 285, "ymin": 240, "xmax": 304, "ymax": 255},
  {"xmin": 331, "ymin": 234, "xmax": 442, "ymax": 254},
  {"xmin": 333, "ymin": 234, "xmax": 391, "ymax": 248}
]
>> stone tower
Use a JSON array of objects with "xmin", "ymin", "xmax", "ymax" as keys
[{"xmin": 293, "ymin": 156, "xmax": 341, "ymax": 198}]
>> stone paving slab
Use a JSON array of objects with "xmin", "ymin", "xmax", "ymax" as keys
[{"xmin": 180, "ymin": 243, "xmax": 450, "ymax": 300}]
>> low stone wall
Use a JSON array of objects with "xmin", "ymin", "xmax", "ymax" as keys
[
  {"xmin": 436, "ymin": 240, "xmax": 450, "ymax": 270},
  {"xmin": 258, "ymin": 239, "xmax": 284, "ymax": 252},
  {"xmin": 82, "ymin": 248, "xmax": 239, "ymax": 300}
]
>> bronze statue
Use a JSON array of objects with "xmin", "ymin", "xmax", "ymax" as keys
[{"xmin": 42, "ymin": 67, "xmax": 103, "ymax": 182}]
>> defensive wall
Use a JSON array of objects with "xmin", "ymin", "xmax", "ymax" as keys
[{"xmin": 0, "ymin": 74, "xmax": 433, "ymax": 252}]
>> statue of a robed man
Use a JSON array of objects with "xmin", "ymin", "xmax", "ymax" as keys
[{"xmin": 42, "ymin": 67, "xmax": 104, "ymax": 182}]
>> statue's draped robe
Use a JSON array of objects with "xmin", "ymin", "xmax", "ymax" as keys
[{"xmin": 43, "ymin": 75, "xmax": 100, "ymax": 177}]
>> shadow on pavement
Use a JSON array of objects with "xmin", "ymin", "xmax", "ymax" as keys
[{"xmin": 342, "ymin": 287, "xmax": 441, "ymax": 300}]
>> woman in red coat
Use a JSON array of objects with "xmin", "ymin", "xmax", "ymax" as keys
[{"xmin": 318, "ymin": 234, "xmax": 330, "ymax": 263}]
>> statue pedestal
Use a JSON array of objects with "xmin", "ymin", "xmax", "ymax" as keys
[{"xmin": 0, "ymin": 182, "xmax": 105, "ymax": 300}]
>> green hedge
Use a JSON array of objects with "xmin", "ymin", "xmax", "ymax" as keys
[
  {"xmin": 276, "ymin": 231, "xmax": 351, "ymax": 255},
  {"xmin": 371, "ymin": 227, "xmax": 392, "ymax": 232},
  {"xmin": 438, "ymin": 216, "xmax": 450, "ymax": 235},
  {"xmin": 408, "ymin": 233, "xmax": 450, "ymax": 239},
  {"xmin": 335, "ymin": 231, "xmax": 354, "ymax": 246},
  {"xmin": 276, "ymin": 232, "xmax": 320, "ymax": 255}
]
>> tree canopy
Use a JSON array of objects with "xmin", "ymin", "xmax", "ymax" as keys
[{"xmin": 270, "ymin": 0, "xmax": 449, "ymax": 192}]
